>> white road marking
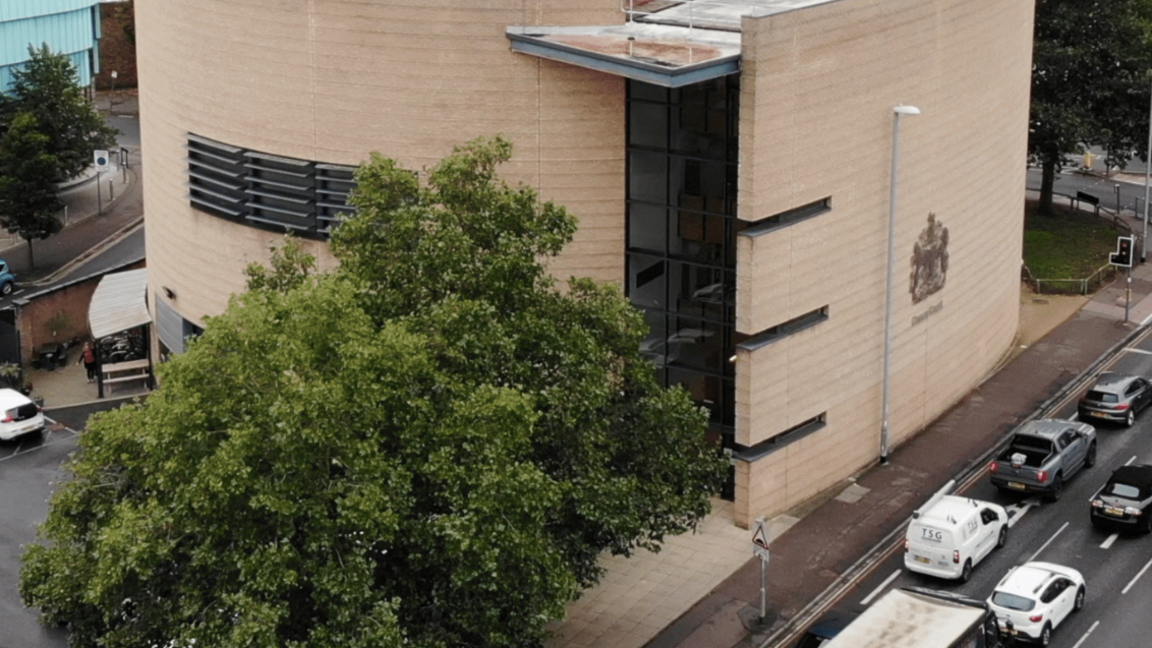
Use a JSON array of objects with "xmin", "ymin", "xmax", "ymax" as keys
[
  {"xmin": 860, "ymin": 569, "xmax": 901, "ymax": 606},
  {"xmin": 1006, "ymin": 499, "xmax": 1038, "ymax": 528},
  {"xmin": 1126, "ymin": 456, "xmax": 1137, "ymax": 466},
  {"xmin": 1070, "ymin": 620, "xmax": 1099, "ymax": 648},
  {"xmin": 1100, "ymin": 533, "xmax": 1119, "ymax": 549},
  {"xmin": 1124, "ymin": 347, "xmax": 1152, "ymax": 355},
  {"xmin": 1122, "ymin": 557, "xmax": 1152, "ymax": 594},
  {"xmin": 1028, "ymin": 521, "xmax": 1068, "ymax": 562}
]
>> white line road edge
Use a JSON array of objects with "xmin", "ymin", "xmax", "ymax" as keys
[
  {"xmin": 1070, "ymin": 620, "xmax": 1100, "ymax": 648},
  {"xmin": 1122, "ymin": 556, "xmax": 1152, "ymax": 595},
  {"xmin": 1028, "ymin": 521, "xmax": 1069, "ymax": 562}
]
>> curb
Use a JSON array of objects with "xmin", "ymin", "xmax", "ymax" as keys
[{"xmin": 24, "ymin": 217, "xmax": 144, "ymax": 288}]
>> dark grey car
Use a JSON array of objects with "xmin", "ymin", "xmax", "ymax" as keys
[
  {"xmin": 1089, "ymin": 464, "xmax": 1152, "ymax": 534},
  {"xmin": 1077, "ymin": 372, "xmax": 1152, "ymax": 427}
]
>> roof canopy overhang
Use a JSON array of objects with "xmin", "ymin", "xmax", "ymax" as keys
[
  {"xmin": 89, "ymin": 268, "xmax": 151, "ymax": 339},
  {"xmin": 506, "ymin": 22, "xmax": 741, "ymax": 88}
]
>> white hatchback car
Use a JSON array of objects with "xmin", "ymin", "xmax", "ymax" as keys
[
  {"xmin": 0, "ymin": 388, "xmax": 44, "ymax": 441},
  {"xmin": 986, "ymin": 561, "xmax": 1085, "ymax": 646}
]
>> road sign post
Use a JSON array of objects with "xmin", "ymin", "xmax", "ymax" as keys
[{"xmin": 752, "ymin": 518, "xmax": 770, "ymax": 622}]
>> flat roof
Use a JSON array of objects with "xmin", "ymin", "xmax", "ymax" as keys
[{"xmin": 506, "ymin": 0, "xmax": 841, "ymax": 87}]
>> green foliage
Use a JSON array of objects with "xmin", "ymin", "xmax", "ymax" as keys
[
  {"xmin": 0, "ymin": 111, "xmax": 63, "ymax": 243},
  {"xmin": 1024, "ymin": 202, "xmax": 1122, "ymax": 282},
  {"xmin": 1, "ymin": 44, "xmax": 119, "ymax": 182},
  {"xmin": 22, "ymin": 136, "xmax": 727, "ymax": 648},
  {"xmin": 244, "ymin": 232, "xmax": 318, "ymax": 293},
  {"xmin": 1030, "ymin": 0, "xmax": 1152, "ymax": 213}
]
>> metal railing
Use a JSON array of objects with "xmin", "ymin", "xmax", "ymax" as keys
[{"xmin": 1028, "ymin": 262, "xmax": 1117, "ymax": 295}]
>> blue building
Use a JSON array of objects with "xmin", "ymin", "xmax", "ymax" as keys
[{"xmin": 0, "ymin": 0, "xmax": 102, "ymax": 92}]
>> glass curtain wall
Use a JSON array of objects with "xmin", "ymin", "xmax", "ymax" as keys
[{"xmin": 626, "ymin": 76, "xmax": 740, "ymax": 484}]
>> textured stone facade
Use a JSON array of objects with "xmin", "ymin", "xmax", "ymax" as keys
[
  {"xmin": 136, "ymin": 0, "xmax": 1033, "ymax": 529},
  {"xmin": 732, "ymin": 0, "xmax": 1032, "ymax": 526}
]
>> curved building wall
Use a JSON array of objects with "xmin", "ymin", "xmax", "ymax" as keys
[
  {"xmin": 139, "ymin": 0, "xmax": 1033, "ymax": 529},
  {"xmin": 732, "ymin": 0, "xmax": 1032, "ymax": 526},
  {"xmin": 137, "ymin": 0, "xmax": 628, "ymax": 325},
  {"xmin": 0, "ymin": 0, "xmax": 102, "ymax": 91}
]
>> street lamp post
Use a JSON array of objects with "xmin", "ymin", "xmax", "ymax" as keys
[
  {"xmin": 1143, "ymin": 78, "xmax": 1151, "ymax": 263},
  {"xmin": 881, "ymin": 104, "xmax": 920, "ymax": 465}
]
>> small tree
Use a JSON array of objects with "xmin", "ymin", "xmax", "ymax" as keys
[
  {"xmin": 1, "ymin": 44, "xmax": 118, "ymax": 182},
  {"xmin": 0, "ymin": 112, "xmax": 63, "ymax": 266}
]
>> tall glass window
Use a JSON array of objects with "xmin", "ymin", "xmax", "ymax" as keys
[{"xmin": 626, "ymin": 76, "xmax": 740, "ymax": 488}]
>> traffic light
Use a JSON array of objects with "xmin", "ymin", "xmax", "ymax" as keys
[{"xmin": 1110, "ymin": 236, "xmax": 1134, "ymax": 268}]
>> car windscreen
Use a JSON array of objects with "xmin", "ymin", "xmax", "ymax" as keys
[
  {"xmin": 1086, "ymin": 390, "xmax": 1118, "ymax": 403},
  {"xmin": 7, "ymin": 402, "xmax": 38, "ymax": 422},
  {"xmin": 1107, "ymin": 482, "xmax": 1145, "ymax": 499},
  {"xmin": 991, "ymin": 591, "xmax": 1035, "ymax": 612}
]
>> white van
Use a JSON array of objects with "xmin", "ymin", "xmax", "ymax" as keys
[{"xmin": 904, "ymin": 483, "xmax": 1008, "ymax": 582}]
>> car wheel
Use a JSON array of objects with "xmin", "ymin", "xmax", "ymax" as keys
[
  {"xmin": 959, "ymin": 559, "xmax": 972, "ymax": 583},
  {"xmin": 1144, "ymin": 514, "xmax": 1152, "ymax": 536},
  {"xmin": 0, "ymin": 281, "xmax": 12, "ymax": 296},
  {"xmin": 1039, "ymin": 623, "xmax": 1052, "ymax": 646},
  {"xmin": 996, "ymin": 525, "xmax": 1008, "ymax": 549},
  {"xmin": 1074, "ymin": 586, "xmax": 1085, "ymax": 611},
  {"xmin": 1126, "ymin": 409, "xmax": 1136, "ymax": 427},
  {"xmin": 1046, "ymin": 474, "xmax": 1064, "ymax": 502},
  {"xmin": 1084, "ymin": 442, "xmax": 1097, "ymax": 468}
]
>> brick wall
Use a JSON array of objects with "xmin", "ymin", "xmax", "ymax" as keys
[
  {"xmin": 96, "ymin": 0, "xmax": 137, "ymax": 90},
  {"xmin": 16, "ymin": 261, "xmax": 146, "ymax": 367}
]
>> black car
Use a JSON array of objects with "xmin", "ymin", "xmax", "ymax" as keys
[
  {"xmin": 1077, "ymin": 372, "xmax": 1152, "ymax": 427},
  {"xmin": 1090, "ymin": 464, "xmax": 1152, "ymax": 534},
  {"xmin": 793, "ymin": 611, "xmax": 858, "ymax": 648}
]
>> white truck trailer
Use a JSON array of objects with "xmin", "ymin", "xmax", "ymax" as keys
[{"xmin": 823, "ymin": 587, "xmax": 1000, "ymax": 648}]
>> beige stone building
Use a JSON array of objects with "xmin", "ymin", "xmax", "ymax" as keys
[{"xmin": 136, "ymin": 0, "xmax": 1033, "ymax": 528}]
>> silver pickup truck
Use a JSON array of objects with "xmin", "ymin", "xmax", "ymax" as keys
[{"xmin": 989, "ymin": 419, "xmax": 1097, "ymax": 502}]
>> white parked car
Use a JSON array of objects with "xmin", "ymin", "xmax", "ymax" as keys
[
  {"xmin": 904, "ymin": 487, "xmax": 1008, "ymax": 582},
  {"xmin": 986, "ymin": 561, "xmax": 1085, "ymax": 646},
  {"xmin": 0, "ymin": 388, "xmax": 44, "ymax": 441}
]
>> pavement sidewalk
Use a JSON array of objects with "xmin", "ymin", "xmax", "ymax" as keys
[{"xmin": 551, "ymin": 192, "xmax": 1152, "ymax": 648}]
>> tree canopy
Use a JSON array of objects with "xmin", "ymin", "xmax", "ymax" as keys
[
  {"xmin": 0, "ymin": 111, "xmax": 63, "ymax": 263},
  {"xmin": 1, "ymin": 44, "xmax": 118, "ymax": 182},
  {"xmin": 21, "ymin": 137, "xmax": 729, "ymax": 648},
  {"xmin": 1030, "ymin": 0, "xmax": 1152, "ymax": 213}
]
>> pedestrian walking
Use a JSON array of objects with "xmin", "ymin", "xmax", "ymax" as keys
[{"xmin": 78, "ymin": 342, "xmax": 98, "ymax": 383}]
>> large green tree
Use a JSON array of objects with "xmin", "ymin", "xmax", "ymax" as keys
[
  {"xmin": 21, "ymin": 137, "xmax": 728, "ymax": 648},
  {"xmin": 1030, "ymin": 0, "xmax": 1152, "ymax": 214},
  {"xmin": 1, "ymin": 44, "xmax": 118, "ymax": 182},
  {"xmin": 0, "ymin": 111, "xmax": 63, "ymax": 266}
]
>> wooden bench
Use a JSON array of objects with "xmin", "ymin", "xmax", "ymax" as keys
[{"xmin": 102, "ymin": 359, "xmax": 151, "ymax": 390}]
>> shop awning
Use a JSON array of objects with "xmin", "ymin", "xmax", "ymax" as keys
[{"xmin": 89, "ymin": 268, "xmax": 151, "ymax": 339}]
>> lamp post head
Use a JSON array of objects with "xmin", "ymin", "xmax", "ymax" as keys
[{"xmin": 894, "ymin": 105, "xmax": 921, "ymax": 115}]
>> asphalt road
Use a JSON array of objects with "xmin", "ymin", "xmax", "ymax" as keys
[
  {"xmin": 0, "ymin": 401, "xmax": 133, "ymax": 648},
  {"xmin": 798, "ymin": 326, "xmax": 1152, "ymax": 647},
  {"xmin": 1029, "ymin": 164, "xmax": 1152, "ymax": 218}
]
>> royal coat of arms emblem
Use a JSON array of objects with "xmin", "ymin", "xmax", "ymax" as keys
[{"xmin": 910, "ymin": 213, "xmax": 948, "ymax": 304}]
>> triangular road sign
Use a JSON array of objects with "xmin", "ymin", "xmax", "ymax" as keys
[{"xmin": 752, "ymin": 521, "xmax": 769, "ymax": 549}]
